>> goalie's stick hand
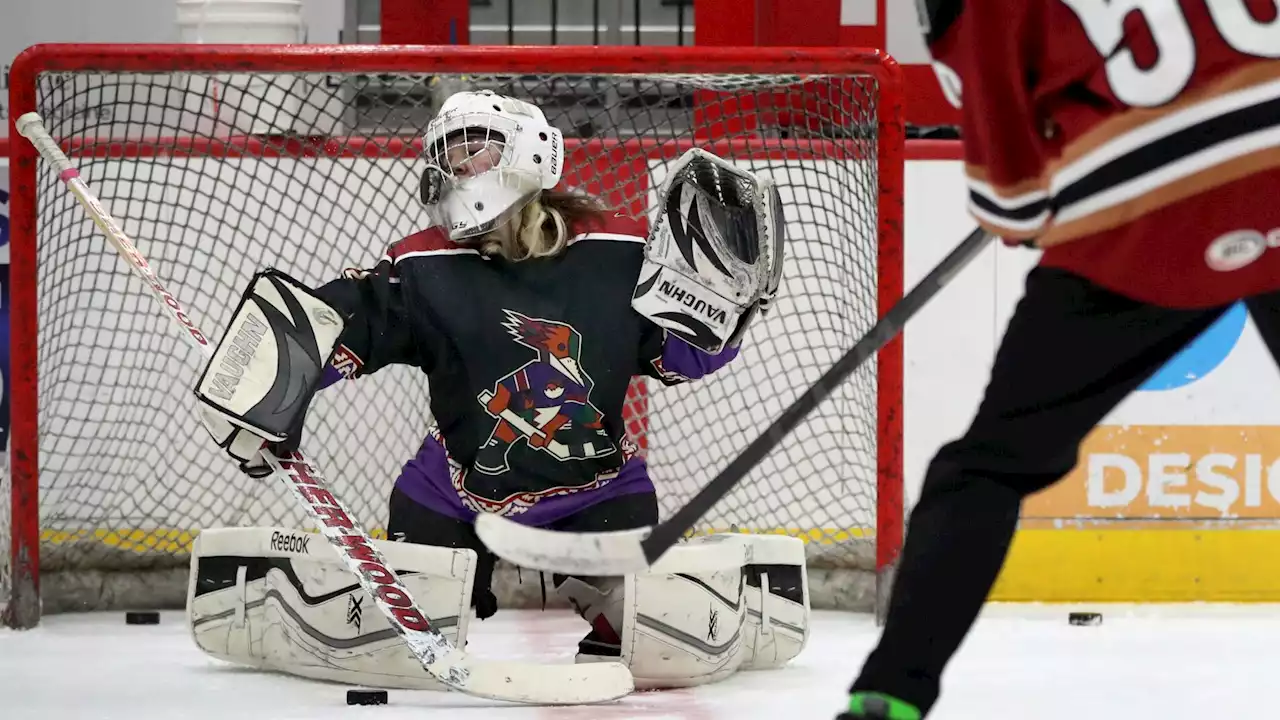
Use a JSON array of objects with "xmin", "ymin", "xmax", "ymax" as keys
[
  {"xmin": 15, "ymin": 112, "xmax": 633, "ymax": 705},
  {"xmin": 475, "ymin": 226, "xmax": 995, "ymax": 576}
]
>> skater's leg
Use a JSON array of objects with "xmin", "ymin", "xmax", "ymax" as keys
[
  {"xmin": 847, "ymin": 267, "xmax": 1228, "ymax": 717},
  {"xmin": 1245, "ymin": 290, "xmax": 1280, "ymax": 364}
]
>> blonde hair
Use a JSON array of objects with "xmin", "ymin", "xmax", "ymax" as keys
[{"xmin": 478, "ymin": 190, "xmax": 607, "ymax": 262}]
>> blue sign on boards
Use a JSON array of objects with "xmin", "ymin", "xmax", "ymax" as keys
[{"xmin": 1139, "ymin": 301, "xmax": 1248, "ymax": 392}]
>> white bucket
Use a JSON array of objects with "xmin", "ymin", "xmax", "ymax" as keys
[
  {"xmin": 176, "ymin": 0, "xmax": 309, "ymax": 134},
  {"xmin": 176, "ymin": 0, "xmax": 306, "ymax": 44}
]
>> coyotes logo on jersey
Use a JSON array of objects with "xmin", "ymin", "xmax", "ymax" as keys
[{"xmin": 474, "ymin": 309, "xmax": 617, "ymax": 476}]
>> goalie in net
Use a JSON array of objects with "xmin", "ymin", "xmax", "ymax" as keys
[{"xmin": 187, "ymin": 90, "xmax": 807, "ymax": 690}]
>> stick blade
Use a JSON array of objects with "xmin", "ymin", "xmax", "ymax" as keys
[
  {"xmin": 475, "ymin": 514, "xmax": 653, "ymax": 576},
  {"xmin": 442, "ymin": 653, "xmax": 634, "ymax": 704}
]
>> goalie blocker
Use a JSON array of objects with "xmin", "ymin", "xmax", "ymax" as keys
[
  {"xmin": 194, "ymin": 269, "xmax": 346, "ymax": 476},
  {"xmin": 188, "ymin": 528, "xmax": 811, "ymax": 690}
]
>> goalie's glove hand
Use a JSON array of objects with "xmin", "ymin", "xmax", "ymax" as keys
[
  {"xmin": 633, "ymin": 148, "xmax": 786, "ymax": 354},
  {"xmin": 195, "ymin": 269, "xmax": 345, "ymax": 479}
]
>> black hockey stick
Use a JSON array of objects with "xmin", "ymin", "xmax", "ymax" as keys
[{"xmin": 476, "ymin": 226, "xmax": 996, "ymax": 575}]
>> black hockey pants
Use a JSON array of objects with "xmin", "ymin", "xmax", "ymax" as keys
[
  {"xmin": 852, "ymin": 267, "xmax": 1280, "ymax": 715},
  {"xmin": 387, "ymin": 487, "xmax": 658, "ymax": 619}
]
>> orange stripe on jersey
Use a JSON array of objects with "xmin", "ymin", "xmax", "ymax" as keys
[
  {"xmin": 1040, "ymin": 144, "xmax": 1280, "ymax": 248},
  {"xmin": 963, "ymin": 163, "xmax": 1051, "ymax": 239},
  {"xmin": 963, "ymin": 164, "xmax": 1048, "ymax": 200},
  {"xmin": 1044, "ymin": 71, "xmax": 1280, "ymax": 239},
  {"xmin": 1046, "ymin": 61, "xmax": 1280, "ymax": 180},
  {"xmin": 967, "ymin": 63, "xmax": 1280, "ymax": 247}
]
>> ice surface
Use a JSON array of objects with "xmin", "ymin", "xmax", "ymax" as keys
[{"xmin": 3, "ymin": 604, "xmax": 1278, "ymax": 719}]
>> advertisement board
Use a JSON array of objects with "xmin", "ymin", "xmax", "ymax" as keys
[
  {"xmin": 900, "ymin": 157, "xmax": 1280, "ymax": 602},
  {"xmin": 1016, "ymin": 303, "xmax": 1280, "ymax": 523}
]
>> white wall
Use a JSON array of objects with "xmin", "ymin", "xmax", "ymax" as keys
[
  {"xmin": 901, "ymin": 161, "xmax": 1280, "ymax": 523},
  {"xmin": 0, "ymin": 0, "xmax": 345, "ymax": 137},
  {"xmin": 902, "ymin": 160, "xmax": 991, "ymax": 502}
]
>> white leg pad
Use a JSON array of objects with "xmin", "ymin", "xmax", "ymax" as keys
[
  {"xmin": 187, "ymin": 527, "xmax": 477, "ymax": 691},
  {"xmin": 620, "ymin": 535, "xmax": 749, "ymax": 689},
  {"xmin": 740, "ymin": 534, "xmax": 810, "ymax": 670},
  {"xmin": 614, "ymin": 533, "xmax": 812, "ymax": 687}
]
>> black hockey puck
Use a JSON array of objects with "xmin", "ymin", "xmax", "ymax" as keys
[
  {"xmin": 346, "ymin": 689, "xmax": 388, "ymax": 706},
  {"xmin": 1068, "ymin": 611, "xmax": 1103, "ymax": 626},
  {"xmin": 125, "ymin": 611, "xmax": 160, "ymax": 625}
]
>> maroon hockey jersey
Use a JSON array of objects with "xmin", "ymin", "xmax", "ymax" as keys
[{"xmin": 922, "ymin": 0, "xmax": 1280, "ymax": 307}]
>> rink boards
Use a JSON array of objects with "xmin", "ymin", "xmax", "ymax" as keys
[
  {"xmin": 904, "ymin": 156, "xmax": 1280, "ymax": 602},
  {"xmin": 8, "ymin": 144, "xmax": 1280, "ymax": 602},
  {"xmin": 8, "ymin": 143, "xmax": 889, "ymax": 586}
]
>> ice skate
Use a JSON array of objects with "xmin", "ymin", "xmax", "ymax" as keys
[{"xmin": 837, "ymin": 692, "xmax": 921, "ymax": 720}]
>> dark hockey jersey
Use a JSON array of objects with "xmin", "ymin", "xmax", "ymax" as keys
[
  {"xmin": 925, "ymin": 0, "xmax": 1280, "ymax": 307},
  {"xmin": 314, "ymin": 227, "xmax": 738, "ymax": 526}
]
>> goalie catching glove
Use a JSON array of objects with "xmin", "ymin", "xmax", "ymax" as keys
[
  {"xmin": 632, "ymin": 148, "xmax": 786, "ymax": 354},
  {"xmin": 195, "ymin": 270, "xmax": 346, "ymax": 477}
]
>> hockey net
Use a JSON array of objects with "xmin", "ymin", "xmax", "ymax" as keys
[{"xmin": 1, "ymin": 45, "xmax": 903, "ymax": 628}]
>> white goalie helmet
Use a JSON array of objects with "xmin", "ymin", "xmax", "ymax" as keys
[{"xmin": 419, "ymin": 90, "xmax": 565, "ymax": 240}]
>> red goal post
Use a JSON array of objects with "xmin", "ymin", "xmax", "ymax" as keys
[{"xmin": 3, "ymin": 44, "xmax": 904, "ymax": 628}]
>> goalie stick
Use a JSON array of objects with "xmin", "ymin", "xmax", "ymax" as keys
[
  {"xmin": 16, "ymin": 113, "xmax": 633, "ymax": 705},
  {"xmin": 475, "ymin": 226, "xmax": 996, "ymax": 576}
]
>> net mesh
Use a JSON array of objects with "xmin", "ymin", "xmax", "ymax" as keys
[{"xmin": 3, "ymin": 67, "xmax": 892, "ymax": 621}]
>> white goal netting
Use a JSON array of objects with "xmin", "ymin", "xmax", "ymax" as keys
[{"xmin": 2, "ymin": 56, "xmax": 901, "ymax": 627}]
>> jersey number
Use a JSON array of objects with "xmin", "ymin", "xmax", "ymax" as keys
[{"xmin": 1062, "ymin": 0, "xmax": 1280, "ymax": 106}]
